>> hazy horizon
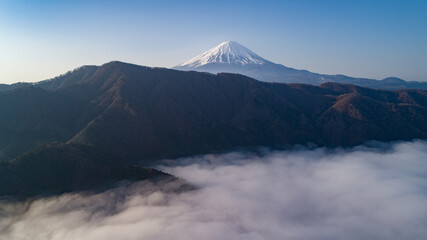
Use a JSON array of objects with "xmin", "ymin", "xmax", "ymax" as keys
[{"xmin": 1, "ymin": 0, "xmax": 427, "ymax": 84}]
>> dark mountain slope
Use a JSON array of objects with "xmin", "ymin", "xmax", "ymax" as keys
[
  {"xmin": 1, "ymin": 61, "xmax": 427, "ymax": 198},
  {"xmin": 0, "ymin": 66, "xmax": 99, "ymax": 93},
  {"xmin": 316, "ymin": 84, "xmax": 427, "ymax": 145},
  {"xmin": 0, "ymin": 143, "xmax": 173, "ymax": 198},
  {"xmin": 0, "ymin": 82, "xmax": 34, "ymax": 92},
  {"xmin": 58, "ymin": 62, "xmax": 427, "ymax": 161},
  {"xmin": 67, "ymin": 64, "xmax": 323, "ymax": 161},
  {"xmin": 38, "ymin": 65, "xmax": 99, "ymax": 91},
  {"xmin": 1, "ymin": 62, "xmax": 427, "ymax": 163},
  {"xmin": 0, "ymin": 87, "xmax": 100, "ymax": 161}
]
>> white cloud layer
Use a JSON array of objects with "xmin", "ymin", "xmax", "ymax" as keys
[{"xmin": 1, "ymin": 140, "xmax": 427, "ymax": 240}]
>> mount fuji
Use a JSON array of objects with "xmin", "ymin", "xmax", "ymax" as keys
[
  {"xmin": 176, "ymin": 41, "xmax": 268, "ymax": 67},
  {"xmin": 174, "ymin": 41, "xmax": 427, "ymax": 90}
]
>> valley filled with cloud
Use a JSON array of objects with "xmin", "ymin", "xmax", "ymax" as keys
[{"xmin": 1, "ymin": 140, "xmax": 427, "ymax": 240}]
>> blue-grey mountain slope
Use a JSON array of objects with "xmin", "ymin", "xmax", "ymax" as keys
[{"xmin": 174, "ymin": 41, "xmax": 427, "ymax": 90}]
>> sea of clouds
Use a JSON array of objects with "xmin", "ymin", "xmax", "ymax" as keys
[{"xmin": 1, "ymin": 140, "xmax": 427, "ymax": 240}]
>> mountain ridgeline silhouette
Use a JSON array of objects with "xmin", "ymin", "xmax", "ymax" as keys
[
  {"xmin": 1, "ymin": 61, "xmax": 427, "ymax": 197},
  {"xmin": 174, "ymin": 41, "xmax": 427, "ymax": 90}
]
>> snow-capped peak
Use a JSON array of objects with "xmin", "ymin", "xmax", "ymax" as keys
[{"xmin": 177, "ymin": 41, "xmax": 267, "ymax": 67}]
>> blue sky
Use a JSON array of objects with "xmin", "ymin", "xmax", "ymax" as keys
[{"xmin": 1, "ymin": 0, "xmax": 426, "ymax": 83}]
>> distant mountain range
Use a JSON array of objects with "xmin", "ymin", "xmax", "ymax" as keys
[
  {"xmin": 174, "ymin": 41, "xmax": 427, "ymax": 90},
  {"xmin": 1, "ymin": 61, "xmax": 427, "ymax": 197}
]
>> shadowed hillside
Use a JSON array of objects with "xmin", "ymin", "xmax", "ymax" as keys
[
  {"xmin": 0, "ymin": 143, "xmax": 175, "ymax": 198},
  {"xmin": 1, "ymin": 61, "xmax": 427, "ymax": 162},
  {"xmin": 1, "ymin": 61, "xmax": 426, "ymax": 197}
]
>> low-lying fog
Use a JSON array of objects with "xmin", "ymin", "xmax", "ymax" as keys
[{"xmin": 1, "ymin": 140, "xmax": 427, "ymax": 240}]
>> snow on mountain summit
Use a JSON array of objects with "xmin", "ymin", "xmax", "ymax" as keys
[
  {"xmin": 172, "ymin": 41, "xmax": 424, "ymax": 89},
  {"xmin": 177, "ymin": 41, "xmax": 268, "ymax": 67}
]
